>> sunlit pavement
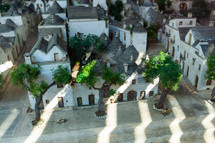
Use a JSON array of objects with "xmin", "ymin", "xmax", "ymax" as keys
[{"xmin": 0, "ymin": 93, "xmax": 215, "ymax": 143}]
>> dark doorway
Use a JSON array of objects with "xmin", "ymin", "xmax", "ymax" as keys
[
  {"xmin": 140, "ymin": 91, "xmax": 145, "ymax": 99},
  {"xmin": 182, "ymin": 62, "xmax": 185, "ymax": 74},
  {"xmin": 187, "ymin": 66, "xmax": 189, "ymax": 77},
  {"xmin": 149, "ymin": 91, "xmax": 154, "ymax": 96},
  {"xmin": 127, "ymin": 91, "xmax": 137, "ymax": 101},
  {"xmin": 77, "ymin": 97, "xmax": 82, "ymax": 106},
  {"xmin": 117, "ymin": 93, "xmax": 123, "ymax": 102},
  {"xmin": 172, "ymin": 46, "xmax": 175, "ymax": 57},
  {"xmin": 195, "ymin": 75, "xmax": 198, "ymax": 89},
  {"xmin": 89, "ymin": 94, "xmax": 95, "ymax": 105},
  {"xmin": 58, "ymin": 97, "xmax": 64, "ymax": 108}
]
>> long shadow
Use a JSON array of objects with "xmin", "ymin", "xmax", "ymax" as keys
[{"xmin": 176, "ymin": 93, "xmax": 214, "ymax": 142}]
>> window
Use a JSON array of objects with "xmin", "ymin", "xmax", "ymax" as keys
[
  {"xmin": 199, "ymin": 64, "xmax": 201, "ymax": 71},
  {"xmin": 192, "ymin": 58, "xmax": 196, "ymax": 65},
  {"xmin": 189, "ymin": 21, "xmax": 193, "ymax": 25},
  {"xmin": 206, "ymin": 80, "xmax": 212, "ymax": 86},
  {"xmin": 179, "ymin": 21, "xmax": 183, "ymax": 25},
  {"xmin": 177, "ymin": 46, "xmax": 179, "ymax": 51},
  {"xmin": 132, "ymin": 79, "xmax": 136, "ymax": 84},
  {"xmin": 45, "ymin": 100, "xmax": 50, "ymax": 104},
  {"xmin": 184, "ymin": 51, "xmax": 186, "ymax": 60},
  {"xmin": 187, "ymin": 53, "xmax": 189, "ymax": 58},
  {"xmin": 124, "ymin": 32, "xmax": 126, "ymax": 41}
]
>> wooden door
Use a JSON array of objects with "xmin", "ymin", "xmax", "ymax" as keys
[
  {"xmin": 117, "ymin": 93, "xmax": 123, "ymax": 102},
  {"xmin": 127, "ymin": 91, "xmax": 137, "ymax": 101},
  {"xmin": 58, "ymin": 97, "xmax": 64, "ymax": 108},
  {"xmin": 77, "ymin": 97, "xmax": 82, "ymax": 106},
  {"xmin": 89, "ymin": 95, "xmax": 95, "ymax": 105},
  {"xmin": 172, "ymin": 46, "xmax": 175, "ymax": 57}
]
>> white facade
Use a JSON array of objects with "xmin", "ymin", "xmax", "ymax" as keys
[
  {"xmin": 109, "ymin": 25, "xmax": 147, "ymax": 56},
  {"xmin": 93, "ymin": 0, "xmax": 108, "ymax": 10},
  {"xmin": 68, "ymin": 19, "xmax": 109, "ymax": 37},
  {"xmin": 164, "ymin": 18, "xmax": 215, "ymax": 90},
  {"xmin": 170, "ymin": 0, "xmax": 193, "ymax": 12}
]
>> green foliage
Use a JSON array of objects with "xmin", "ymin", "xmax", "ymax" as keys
[
  {"xmin": 77, "ymin": 60, "xmax": 125, "ymax": 87},
  {"xmin": 10, "ymin": 63, "xmax": 49, "ymax": 98},
  {"xmin": 191, "ymin": 0, "xmax": 210, "ymax": 18},
  {"xmin": 0, "ymin": 73, "xmax": 5, "ymax": 91},
  {"xmin": 147, "ymin": 24, "xmax": 160, "ymax": 40},
  {"xmin": 52, "ymin": 65, "xmax": 71, "ymax": 85},
  {"xmin": 0, "ymin": 4, "xmax": 10, "ymax": 13},
  {"xmin": 206, "ymin": 53, "xmax": 215, "ymax": 80},
  {"xmin": 156, "ymin": 0, "xmax": 172, "ymax": 12},
  {"xmin": 110, "ymin": 0, "xmax": 123, "ymax": 21},
  {"xmin": 143, "ymin": 52, "xmax": 182, "ymax": 91},
  {"xmin": 76, "ymin": 60, "xmax": 99, "ymax": 88},
  {"xmin": 10, "ymin": 63, "xmax": 41, "ymax": 88},
  {"xmin": 30, "ymin": 81, "xmax": 48, "ymax": 98},
  {"xmin": 108, "ymin": 89, "xmax": 116, "ymax": 96},
  {"xmin": 101, "ymin": 65, "xmax": 125, "ymax": 85},
  {"xmin": 69, "ymin": 34, "xmax": 105, "ymax": 62}
]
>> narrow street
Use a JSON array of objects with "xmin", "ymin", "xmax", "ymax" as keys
[{"xmin": 0, "ymin": 32, "xmax": 38, "ymax": 140}]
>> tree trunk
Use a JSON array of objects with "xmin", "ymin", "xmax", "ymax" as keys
[
  {"xmin": 35, "ymin": 96, "xmax": 42, "ymax": 121},
  {"xmin": 158, "ymin": 88, "xmax": 171, "ymax": 109},
  {"xmin": 212, "ymin": 87, "xmax": 215, "ymax": 99}
]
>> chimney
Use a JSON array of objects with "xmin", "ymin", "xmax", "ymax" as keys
[
  {"xmin": 115, "ymin": 32, "xmax": 118, "ymax": 37},
  {"xmin": 188, "ymin": 12, "xmax": 192, "ymax": 18},
  {"xmin": 123, "ymin": 63, "xmax": 128, "ymax": 73},
  {"xmin": 24, "ymin": 53, "xmax": 32, "ymax": 64},
  {"xmin": 105, "ymin": 36, "xmax": 108, "ymax": 40},
  {"xmin": 163, "ymin": 18, "xmax": 166, "ymax": 24},
  {"xmin": 107, "ymin": 60, "xmax": 110, "ymax": 67},
  {"xmin": 130, "ymin": 55, "xmax": 133, "ymax": 61},
  {"xmin": 119, "ymin": 46, "xmax": 122, "ymax": 51},
  {"xmin": 123, "ymin": 21, "xmax": 126, "ymax": 29}
]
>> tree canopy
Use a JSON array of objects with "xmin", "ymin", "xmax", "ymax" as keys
[
  {"xmin": 69, "ymin": 34, "xmax": 104, "ymax": 65},
  {"xmin": 110, "ymin": 0, "xmax": 123, "ymax": 21},
  {"xmin": 143, "ymin": 52, "xmax": 182, "ymax": 108},
  {"xmin": 205, "ymin": 53, "xmax": 215, "ymax": 81},
  {"xmin": 0, "ymin": 4, "xmax": 10, "ymax": 13},
  {"xmin": 0, "ymin": 73, "xmax": 5, "ymax": 91},
  {"xmin": 10, "ymin": 63, "xmax": 49, "ymax": 98},
  {"xmin": 52, "ymin": 65, "xmax": 71, "ymax": 86},
  {"xmin": 156, "ymin": 0, "xmax": 172, "ymax": 12}
]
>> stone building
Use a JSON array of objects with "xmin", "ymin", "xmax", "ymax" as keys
[
  {"xmin": 25, "ymin": 34, "xmax": 71, "ymax": 109},
  {"xmin": 163, "ymin": 18, "xmax": 215, "ymax": 90},
  {"xmin": 67, "ymin": 6, "xmax": 108, "ymax": 38}
]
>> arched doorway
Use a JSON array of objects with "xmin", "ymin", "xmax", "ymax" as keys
[
  {"xmin": 179, "ymin": 3, "xmax": 187, "ymax": 10},
  {"xmin": 127, "ymin": 91, "xmax": 137, "ymax": 101},
  {"xmin": 172, "ymin": 46, "xmax": 175, "ymax": 57},
  {"xmin": 195, "ymin": 75, "xmax": 198, "ymax": 89}
]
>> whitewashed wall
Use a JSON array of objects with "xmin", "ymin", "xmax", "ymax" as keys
[
  {"xmin": 68, "ymin": 20, "xmax": 109, "ymax": 37},
  {"xmin": 93, "ymin": 0, "xmax": 108, "ymax": 10},
  {"xmin": 31, "ymin": 46, "xmax": 67, "ymax": 63},
  {"xmin": 0, "ymin": 16, "xmax": 23, "ymax": 26}
]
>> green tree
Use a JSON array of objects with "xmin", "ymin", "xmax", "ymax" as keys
[
  {"xmin": 10, "ymin": 63, "xmax": 54, "ymax": 123},
  {"xmin": 147, "ymin": 23, "xmax": 161, "ymax": 40},
  {"xmin": 156, "ymin": 0, "xmax": 172, "ymax": 12},
  {"xmin": 110, "ymin": 0, "xmax": 123, "ymax": 21},
  {"xmin": 205, "ymin": 53, "xmax": 215, "ymax": 98},
  {"xmin": 143, "ymin": 52, "xmax": 182, "ymax": 108},
  {"xmin": 52, "ymin": 65, "xmax": 71, "ymax": 86},
  {"xmin": 191, "ymin": 0, "xmax": 210, "ymax": 18},
  {"xmin": 0, "ymin": 4, "xmax": 10, "ymax": 13},
  {"xmin": 69, "ymin": 34, "xmax": 104, "ymax": 66},
  {"xmin": 77, "ymin": 60, "xmax": 125, "ymax": 116},
  {"xmin": 0, "ymin": 73, "xmax": 5, "ymax": 91}
]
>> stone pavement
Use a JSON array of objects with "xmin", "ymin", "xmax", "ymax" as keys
[
  {"xmin": 0, "ymin": 93, "xmax": 215, "ymax": 143},
  {"xmin": 146, "ymin": 40, "xmax": 166, "ymax": 56}
]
